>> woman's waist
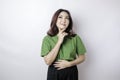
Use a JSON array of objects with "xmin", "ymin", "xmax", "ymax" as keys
[{"xmin": 49, "ymin": 62, "xmax": 77, "ymax": 70}]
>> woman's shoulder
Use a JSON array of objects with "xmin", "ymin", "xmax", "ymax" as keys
[
  {"xmin": 70, "ymin": 34, "xmax": 83, "ymax": 42},
  {"xmin": 71, "ymin": 34, "xmax": 80, "ymax": 38},
  {"xmin": 42, "ymin": 35, "xmax": 52, "ymax": 40}
]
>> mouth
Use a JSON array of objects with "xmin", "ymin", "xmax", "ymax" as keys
[{"xmin": 61, "ymin": 24, "xmax": 66, "ymax": 26}]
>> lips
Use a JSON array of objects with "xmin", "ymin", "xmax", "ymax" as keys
[{"xmin": 61, "ymin": 24, "xmax": 66, "ymax": 26}]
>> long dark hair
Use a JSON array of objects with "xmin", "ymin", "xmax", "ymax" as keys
[{"xmin": 47, "ymin": 9, "xmax": 76, "ymax": 37}]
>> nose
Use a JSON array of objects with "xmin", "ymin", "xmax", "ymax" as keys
[{"xmin": 62, "ymin": 18, "xmax": 66, "ymax": 23}]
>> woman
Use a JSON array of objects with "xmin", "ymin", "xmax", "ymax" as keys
[{"xmin": 41, "ymin": 9, "xmax": 86, "ymax": 80}]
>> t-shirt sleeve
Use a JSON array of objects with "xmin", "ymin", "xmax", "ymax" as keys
[
  {"xmin": 41, "ymin": 36, "xmax": 51, "ymax": 57},
  {"xmin": 76, "ymin": 35, "xmax": 86, "ymax": 55}
]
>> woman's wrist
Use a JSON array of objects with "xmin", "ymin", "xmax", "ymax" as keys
[
  {"xmin": 57, "ymin": 40, "xmax": 62, "ymax": 45},
  {"xmin": 69, "ymin": 61, "xmax": 74, "ymax": 67}
]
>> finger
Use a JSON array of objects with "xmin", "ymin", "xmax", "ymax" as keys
[
  {"xmin": 57, "ymin": 67, "xmax": 64, "ymax": 70},
  {"xmin": 53, "ymin": 63, "xmax": 59, "ymax": 66},
  {"xmin": 54, "ymin": 65, "xmax": 60, "ymax": 68},
  {"xmin": 54, "ymin": 62, "xmax": 61, "ymax": 64},
  {"xmin": 54, "ymin": 64, "xmax": 60, "ymax": 68},
  {"xmin": 65, "ymin": 33, "xmax": 68, "ymax": 36},
  {"xmin": 63, "ymin": 32, "xmax": 68, "ymax": 36},
  {"xmin": 54, "ymin": 63, "xmax": 61, "ymax": 67}
]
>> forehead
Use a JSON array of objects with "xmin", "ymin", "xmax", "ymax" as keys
[{"xmin": 58, "ymin": 11, "xmax": 69, "ymax": 16}]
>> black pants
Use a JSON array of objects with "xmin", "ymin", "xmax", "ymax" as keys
[{"xmin": 47, "ymin": 64, "xmax": 78, "ymax": 80}]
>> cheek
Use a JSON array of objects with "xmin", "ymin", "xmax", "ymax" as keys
[
  {"xmin": 56, "ymin": 20, "xmax": 60, "ymax": 26},
  {"xmin": 66, "ymin": 21, "xmax": 70, "ymax": 26},
  {"xmin": 56, "ymin": 20, "xmax": 61, "ymax": 24}
]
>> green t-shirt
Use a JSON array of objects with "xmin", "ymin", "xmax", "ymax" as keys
[{"xmin": 41, "ymin": 34, "xmax": 86, "ymax": 61}]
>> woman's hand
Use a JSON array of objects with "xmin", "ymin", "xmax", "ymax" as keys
[
  {"xmin": 54, "ymin": 60, "xmax": 71, "ymax": 70},
  {"xmin": 57, "ymin": 29, "xmax": 68, "ymax": 44}
]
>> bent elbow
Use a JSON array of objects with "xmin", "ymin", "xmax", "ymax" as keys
[
  {"xmin": 82, "ymin": 58, "xmax": 85, "ymax": 62},
  {"xmin": 82, "ymin": 55, "xmax": 86, "ymax": 62},
  {"xmin": 44, "ymin": 57, "xmax": 52, "ymax": 65},
  {"xmin": 45, "ymin": 60, "xmax": 52, "ymax": 65},
  {"xmin": 78, "ymin": 54, "xmax": 86, "ymax": 63}
]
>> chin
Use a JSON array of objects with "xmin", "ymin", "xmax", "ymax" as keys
[{"xmin": 60, "ymin": 28, "xmax": 66, "ymax": 30}]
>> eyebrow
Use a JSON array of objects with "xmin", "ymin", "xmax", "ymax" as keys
[{"xmin": 58, "ymin": 15, "xmax": 69, "ymax": 18}]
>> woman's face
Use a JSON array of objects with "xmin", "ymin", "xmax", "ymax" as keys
[{"xmin": 56, "ymin": 11, "xmax": 70, "ymax": 31}]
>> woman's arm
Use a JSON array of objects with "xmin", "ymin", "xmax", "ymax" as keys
[
  {"xmin": 54, "ymin": 54, "xmax": 86, "ymax": 70},
  {"xmin": 69, "ymin": 54, "xmax": 86, "ymax": 66},
  {"xmin": 44, "ymin": 41, "xmax": 61, "ymax": 65},
  {"xmin": 44, "ymin": 31, "xmax": 68, "ymax": 65}
]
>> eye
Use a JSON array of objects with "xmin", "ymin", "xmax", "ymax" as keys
[
  {"xmin": 58, "ymin": 16, "xmax": 62, "ymax": 18},
  {"xmin": 66, "ymin": 17, "xmax": 69, "ymax": 20},
  {"xmin": 65, "ymin": 16, "xmax": 69, "ymax": 19}
]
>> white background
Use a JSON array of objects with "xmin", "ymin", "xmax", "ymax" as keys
[{"xmin": 0, "ymin": 0, "xmax": 120, "ymax": 80}]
